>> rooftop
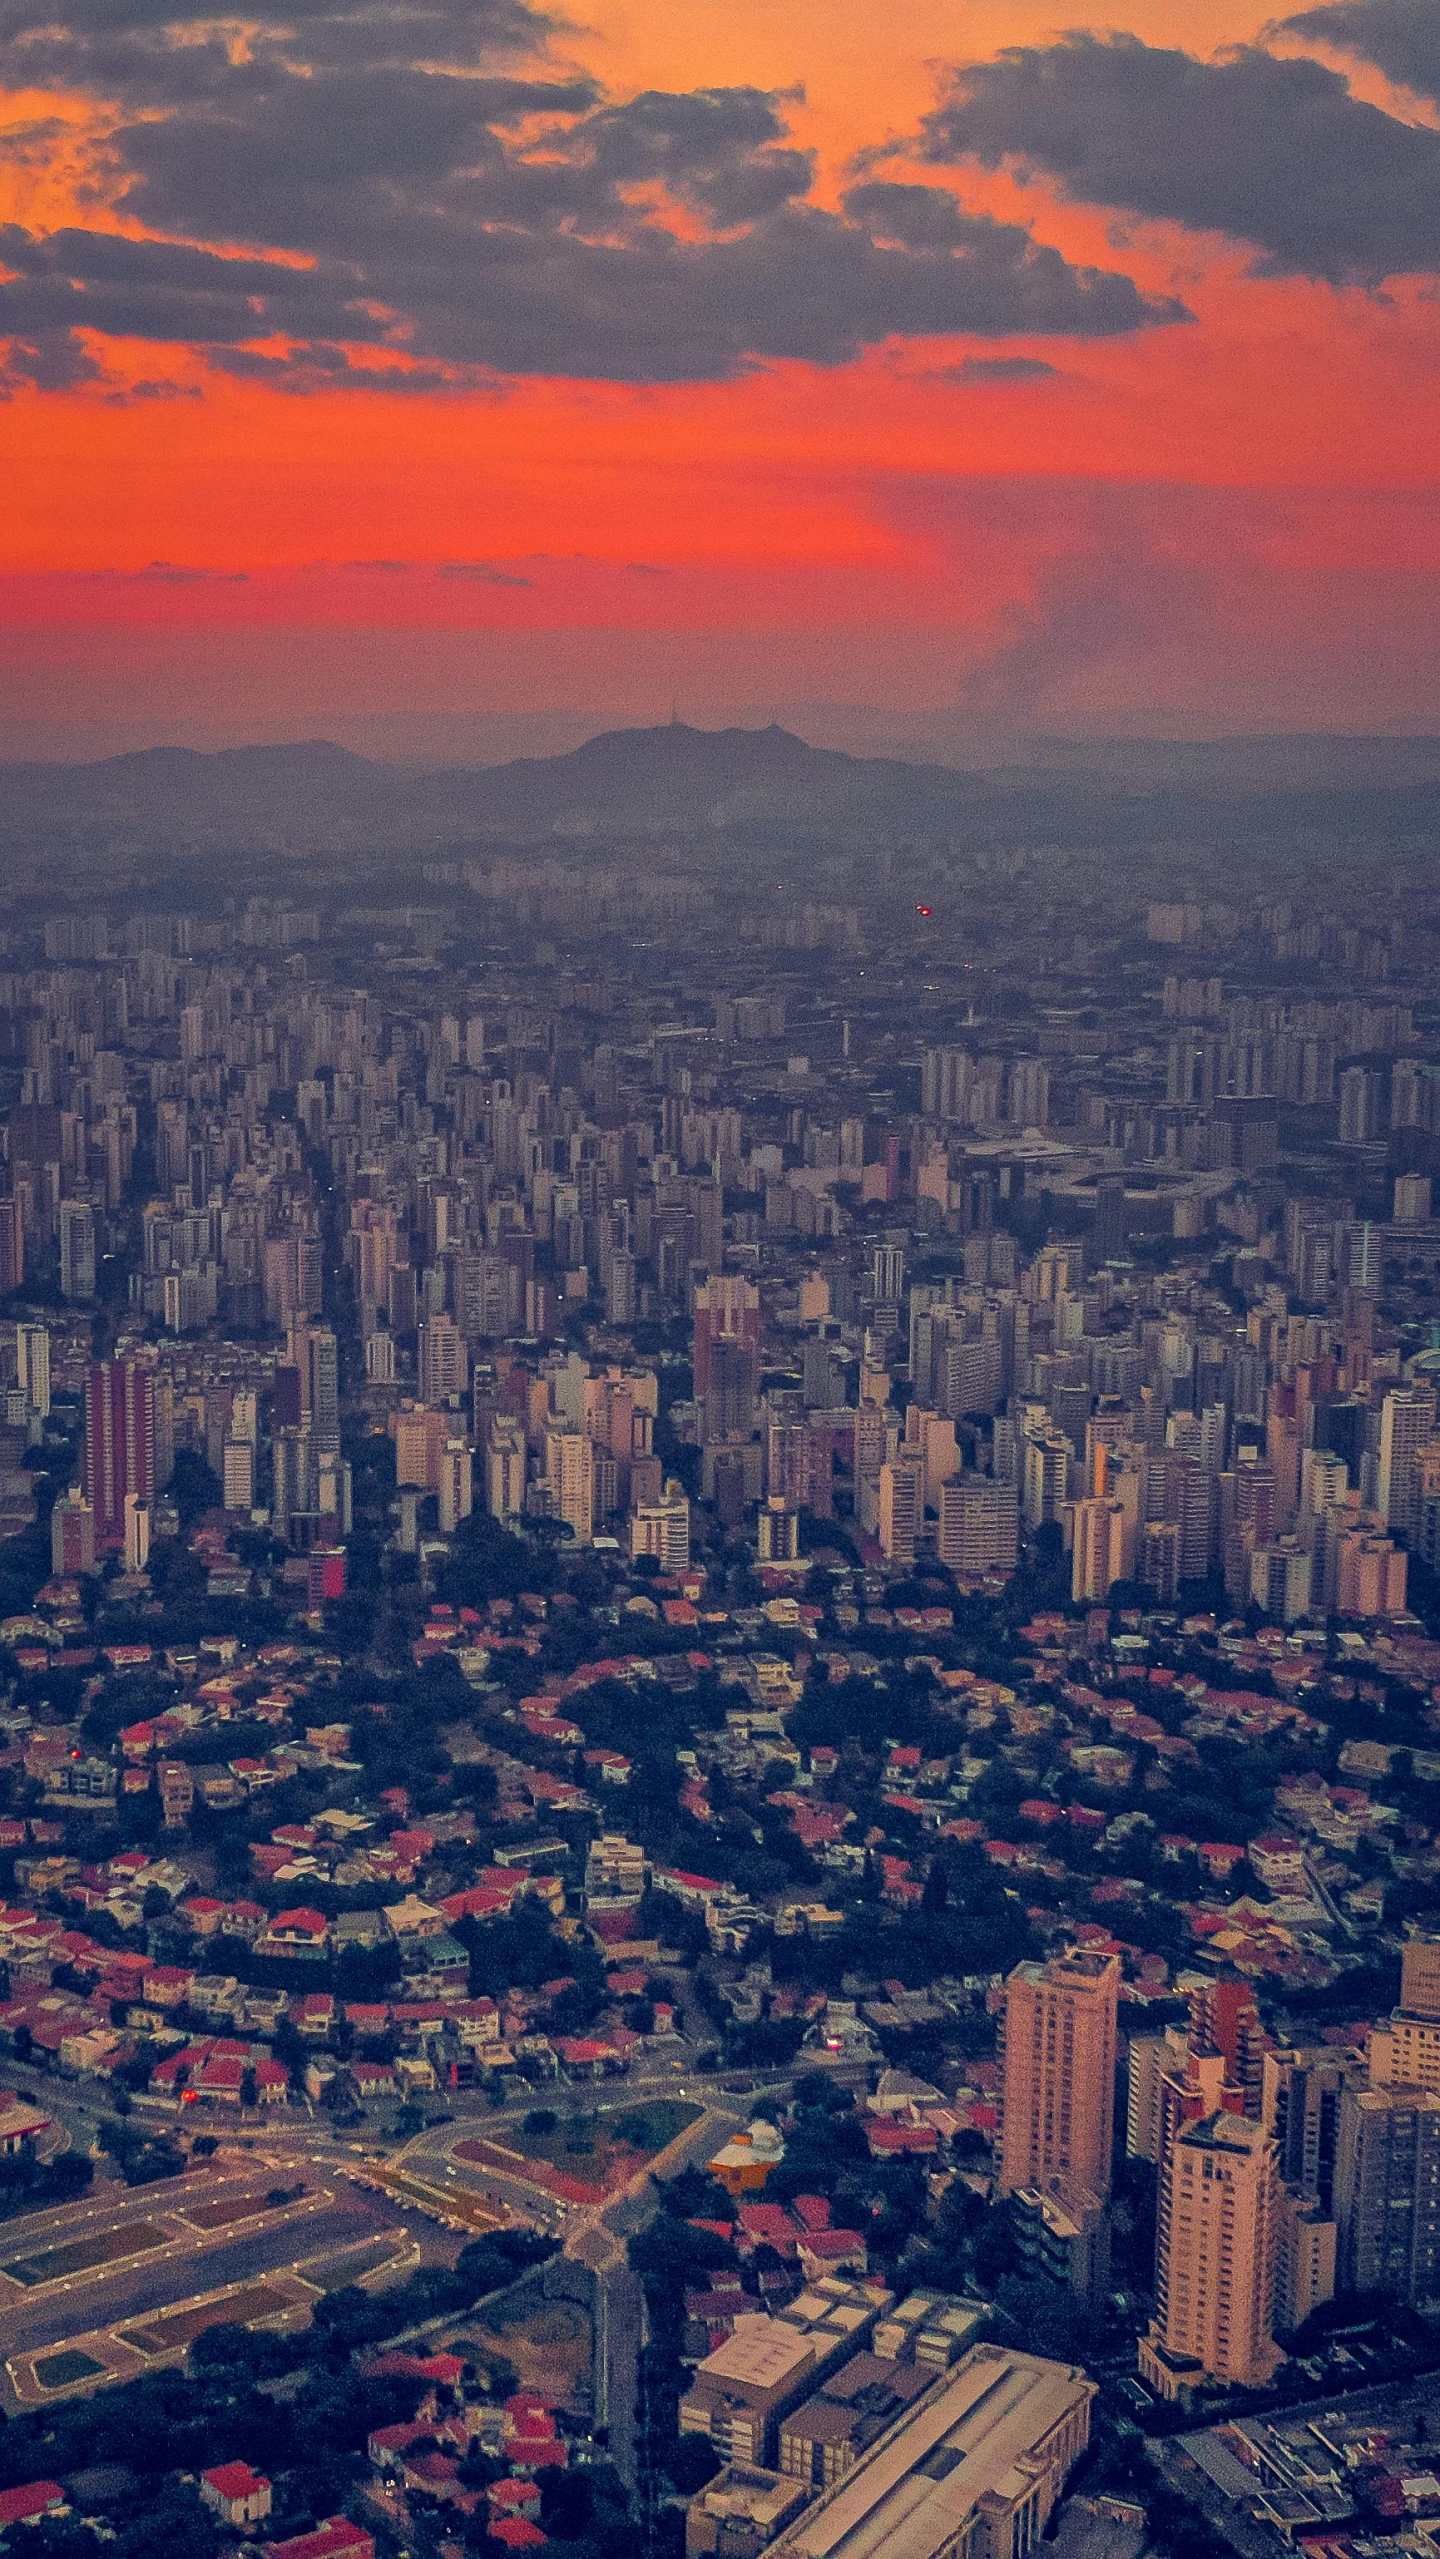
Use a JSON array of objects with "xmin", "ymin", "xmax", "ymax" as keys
[{"xmin": 771, "ymin": 2348, "xmax": 1093, "ymax": 2559}]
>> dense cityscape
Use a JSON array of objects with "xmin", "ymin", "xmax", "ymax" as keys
[{"xmin": 0, "ymin": 744, "xmax": 1439, "ymax": 2559}]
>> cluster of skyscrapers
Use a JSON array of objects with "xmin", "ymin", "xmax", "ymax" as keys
[{"xmin": 998, "ymin": 1939, "xmax": 1440, "ymax": 2401}]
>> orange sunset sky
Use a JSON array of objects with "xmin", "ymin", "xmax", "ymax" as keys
[{"xmin": 2, "ymin": 0, "xmax": 1438, "ymax": 754}]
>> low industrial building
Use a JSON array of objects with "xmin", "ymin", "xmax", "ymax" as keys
[{"xmin": 767, "ymin": 2346, "xmax": 1094, "ymax": 2559}]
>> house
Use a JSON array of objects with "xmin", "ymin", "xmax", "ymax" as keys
[
  {"xmin": 142, "ymin": 1965, "xmax": 194, "ymax": 2010},
  {"xmin": 269, "ymin": 2523, "xmax": 374, "ymax": 2559},
  {"xmin": 0, "ymin": 2483, "xmax": 66, "ymax": 2527},
  {"xmin": 0, "ymin": 2092, "xmax": 51, "ymax": 2155},
  {"xmin": 256, "ymin": 1907, "xmax": 330, "ymax": 1960},
  {"xmin": 710, "ymin": 2121, "xmax": 786, "ymax": 2197},
  {"xmin": 383, "ymin": 1892, "xmax": 446, "ymax": 1943},
  {"xmin": 555, "ymin": 2037, "xmax": 628, "ymax": 2081},
  {"xmin": 346, "ymin": 2059, "xmax": 396, "ymax": 2102},
  {"xmin": 200, "ymin": 2464, "xmax": 272, "ymax": 2526},
  {"xmin": 490, "ymin": 2480, "xmax": 543, "ymax": 2522}
]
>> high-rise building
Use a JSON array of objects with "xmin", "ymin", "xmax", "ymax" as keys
[
  {"xmin": 50, "ymin": 1489, "xmax": 95, "ymax": 1576},
  {"xmin": 487, "ymin": 1416, "xmax": 527, "ymax": 1521},
  {"xmin": 1378, "ymin": 1384, "xmax": 1439, "ymax": 1543},
  {"xmin": 123, "ymin": 1493, "xmax": 151, "ymax": 1573},
  {"xmin": 16, "ymin": 1323, "xmax": 49, "ymax": 1419},
  {"xmin": 1140, "ymin": 2112, "xmax": 1284, "ymax": 2398},
  {"xmin": 437, "ymin": 1437, "xmax": 473, "ymax": 1533},
  {"xmin": 1334, "ymin": 2082, "xmax": 1440, "ymax": 2309},
  {"xmin": 84, "ymin": 1358, "xmax": 157, "ymax": 1551},
  {"xmin": 1071, "ymin": 1496, "xmax": 1131, "ymax": 1602},
  {"xmin": 316, "ymin": 1448, "xmax": 352, "ymax": 1537},
  {"xmin": 549, "ymin": 1428, "xmax": 595, "ymax": 1545},
  {"xmin": 1364, "ymin": 1935, "xmax": 1440, "ymax": 2094},
  {"xmin": 877, "ymin": 1451, "xmax": 923, "ymax": 1569},
  {"xmin": 1333, "ymin": 1523, "xmax": 1408, "ymax": 1617},
  {"xmin": 1338, "ymin": 1064, "xmax": 1382, "ymax": 1146},
  {"xmin": 59, "ymin": 1200, "xmax": 96, "ymax": 1302},
  {"xmin": 631, "ymin": 1483, "xmax": 691, "ymax": 1570},
  {"xmin": 1000, "ymin": 1948, "xmax": 1120, "ymax": 2205},
  {"xmin": 1402, "ymin": 1936, "xmax": 1440, "ymax": 2023},
  {"xmin": 307, "ymin": 1324, "xmax": 341, "ymax": 1454},
  {"xmin": 365, "ymin": 1328, "xmax": 396, "ymax": 1385},
  {"xmin": 936, "ymin": 1476, "xmax": 1018, "ymax": 1578},
  {"xmin": 1261, "ymin": 2046, "xmax": 1350, "ymax": 2212},
  {"xmin": 272, "ymin": 1424, "xmax": 312, "ymax": 1539},
  {"xmin": 606, "ymin": 1248, "xmax": 637, "ymax": 1326},
  {"xmin": 1022, "ymin": 1429, "xmax": 1071, "ymax": 1531},
  {"xmin": 921, "ymin": 1046, "xmax": 973, "ymax": 1122},
  {"xmin": 694, "ymin": 1274, "xmax": 761, "ymax": 1445},
  {"xmin": 419, "ymin": 1311, "xmax": 469, "ymax": 1407},
  {"xmin": 871, "ymin": 1240, "xmax": 907, "ymax": 1305},
  {"xmin": 223, "ymin": 1438, "xmax": 256, "ymax": 1513},
  {"xmin": 0, "ymin": 1198, "xmax": 23, "ymax": 1295}
]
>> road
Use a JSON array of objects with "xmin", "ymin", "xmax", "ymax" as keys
[{"xmin": 0, "ymin": 2034, "xmax": 797, "ymax": 2447}]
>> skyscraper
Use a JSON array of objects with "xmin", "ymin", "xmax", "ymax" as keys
[
  {"xmin": 1364, "ymin": 1934, "xmax": 1440, "ymax": 2094},
  {"xmin": 1140, "ymin": 2112, "xmax": 1284, "ymax": 2398},
  {"xmin": 16, "ymin": 1323, "xmax": 49, "ymax": 1420},
  {"xmin": 1070, "ymin": 1495, "xmax": 1131, "ymax": 1602},
  {"xmin": 51, "ymin": 1489, "xmax": 95, "ymax": 1575},
  {"xmin": 487, "ymin": 1416, "xmax": 527, "ymax": 1521},
  {"xmin": 1334, "ymin": 2082, "xmax": 1440, "ymax": 2309},
  {"xmin": 693, "ymin": 1274, "xmax": 760, "ymax": 1444},
  {"xmin": 1402, "ymin": 1935, "xmax": 1440, "ymax": 2022},
  {"xmin": 84, "ymin": 1358, "xmax": 156, "ymax": 1551},
  {"xmin": 936, "ymin": 1476, "xmax": 1018, "ymax": 1577},
  {"xmin": 548, "ymin": 1428, "xmax": 595, "ymax": 1545},
  {"xmin": 437, "ymin": 1437, "xmax": 473, "ymax": 1533},
  {"xmin": 1000, "ymin": 1948, "xmax": 1120, "ymax": 2205},
  {"xmin": 59, "ymin": 1200, "xmax": 96, "ymax": 1302},
  {"xmin": 419, "ymin": 1311, "xmax": 468, "ymax": 1407},
  {"xmin": 1378, "ymin": 1384, "xmax": 1439, "ymax": 1544},
  {"xmin": 877, "ymin": 1451, "xmax": 924, "ymax": 1568}
]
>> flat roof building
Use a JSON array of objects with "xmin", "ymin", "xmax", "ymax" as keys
[
  {"xmin": 768, "ymin": 2346, "xmax": 1094, "ymax": 2559},
  {"xmin": 681, "ymin": 2284, "xmax": 895, "ymax": 2468},
  {"xmin": 686, "ymin": 2465, "xmax": 811, "ymax": 2559}
]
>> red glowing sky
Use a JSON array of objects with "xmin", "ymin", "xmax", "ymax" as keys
[{"xmin": 1, "ymin": 0, "xmax": 1437, "ymax": 752}]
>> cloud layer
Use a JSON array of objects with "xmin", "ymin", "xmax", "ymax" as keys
[
  {"xmin": 5, "ymin": 0, "xmax": 1440, "ymax": 394},
  {"xmin": 922, "ymin": 29, "xmax": 1440, "ymax": 283},
  {"xmin": 1279, "ymin": 0, "xmax": 1440, "ymax": 106},
  {"xmin": 0, "ymin": 0, "xmax": 1187, "ymax": 392}
]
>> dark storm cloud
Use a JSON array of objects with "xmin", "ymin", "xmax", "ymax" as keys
[
  {"xmin": 921, "ymin": 31, "xmax": 1440, "ymax": 283},
  {"xmin": 1278, "ymin": 0, "xmax": 1440, "ymax": 105}
]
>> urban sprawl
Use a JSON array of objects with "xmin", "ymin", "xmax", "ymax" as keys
[{"xmin": 0, "ymin": 831, "xmax": 1438, "ymax": 2559}]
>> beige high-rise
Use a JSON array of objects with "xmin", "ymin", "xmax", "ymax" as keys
[
  {"xmin": 1140, "ymin": 2112, "xmax": 1283, "ymax": 2398},
  {"xmin": 1000, "ymin": 1950, "xmax": 1120, "ymax": 2203},
  {"xmin": 1402, "ymin": 1937, "xmax": 1440, "ymax": 2023},
  {"xmin": 1365, "ymin": 1935, "xmax": 1440, "ymax": 2094}
]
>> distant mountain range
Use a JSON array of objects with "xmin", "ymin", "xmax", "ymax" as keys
[{"xmin": 2, "ymin": 721, "xmax": 1439, "ymax": 861}]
